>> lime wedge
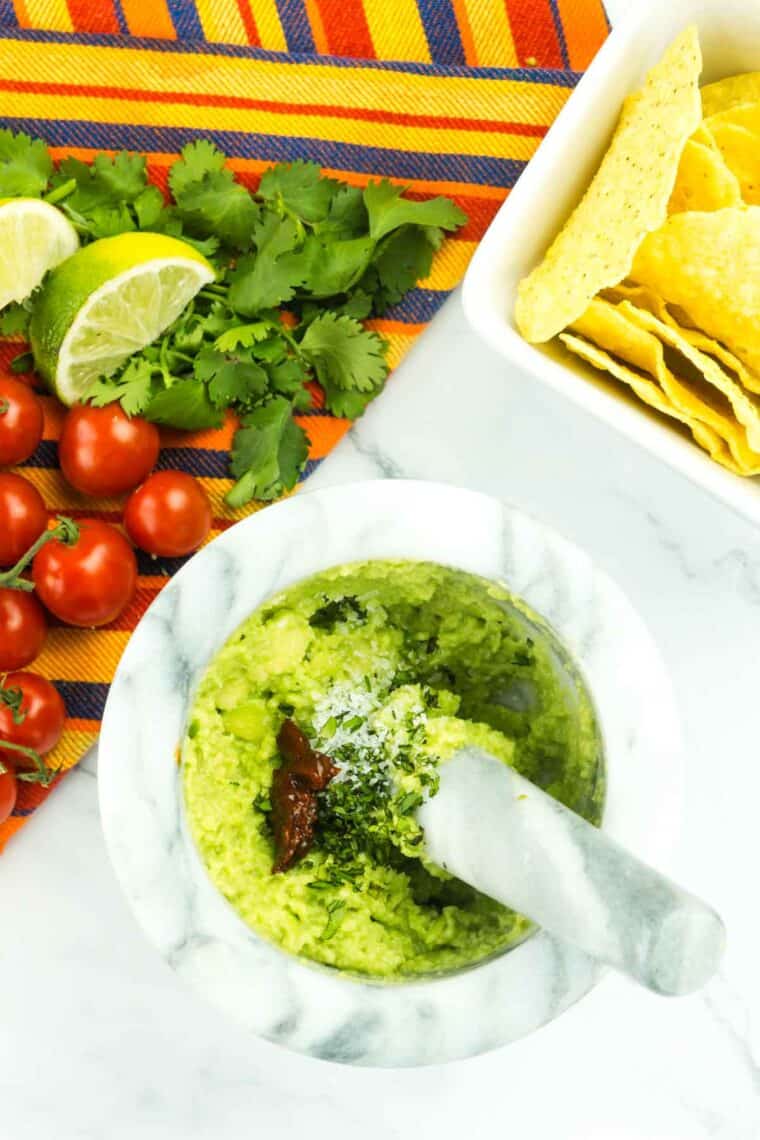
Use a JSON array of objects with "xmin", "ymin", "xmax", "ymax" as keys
[
  {"xmin": 29, "ymin": 232, "xmax": 215, "ymax": 406},
  {"xmin": 0, "ymin": 197, "xmax": 79, "ymax": 311}
]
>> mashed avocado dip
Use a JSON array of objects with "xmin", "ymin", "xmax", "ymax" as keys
[{"xmin": 183, "ymin": 561, "xmax": 604, "ymax": 980}]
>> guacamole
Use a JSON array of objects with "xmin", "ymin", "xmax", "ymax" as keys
[{"xmin": 182, "ymin": 561, "xmax": 604, "ymax": 980}]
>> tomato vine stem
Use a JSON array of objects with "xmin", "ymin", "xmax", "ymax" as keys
[{"xmin": 0, "ymin": 516, "xmax": 79, "ymax": 592}]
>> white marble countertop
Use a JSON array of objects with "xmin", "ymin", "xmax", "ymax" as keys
[
  {"xmin": 3, "ymin": 288, "xmax": 758, "ymax": 1139},
  {"xmin": 3, "ymin": 4, "xmax": 760, "ymax": 1133}
]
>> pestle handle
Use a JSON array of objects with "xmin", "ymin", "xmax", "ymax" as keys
[{"xmin": 418, "ymin": 748, "xmax": 725, "ymax": 995}]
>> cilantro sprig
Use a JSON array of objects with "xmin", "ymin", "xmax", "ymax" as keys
[{"xmin": 0, "ymin": 132, "xmax": 467, "ymax": 506}]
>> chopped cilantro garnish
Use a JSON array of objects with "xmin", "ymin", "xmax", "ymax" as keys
[
  {"xmin": 396, "ymin": 791, "xmax": 423, "ymax": 816},
  {"xmin": 253, "ymin": 791, "xmax": 272, "ymax": 814},
  {"xmin": 321, "ymin": 716, "xmax": 338, "ymax": 740},
  {"xmin": 309, "ymin": 596, "xmax": 367, "ymax": 631},
  {"xmin": 319, "ymin": 900, "xmax": 347, "ymax": 941}
]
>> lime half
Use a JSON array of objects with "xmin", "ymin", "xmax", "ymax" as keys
[
  {"xmin": 29, "ymin": 232, "xmax": 215, "ymax": 405},
  {"xmin": 0, "ymin": 197, "xmax": 79, "ymax": 312}
]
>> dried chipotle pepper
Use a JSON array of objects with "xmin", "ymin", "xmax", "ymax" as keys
[{"xmin": 271, "ymin": 719, "xmax": 339, "ymax": 873}]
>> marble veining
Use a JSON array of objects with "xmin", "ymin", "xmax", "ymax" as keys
[{"xmin": 99, "ymin": 480, "xmax": 682, "ymax": 1066}]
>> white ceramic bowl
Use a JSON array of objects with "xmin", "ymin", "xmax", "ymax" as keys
[
  {"xmin": 98, "ymin": 481, "xmax": 682, "ymax": 1066},
  {"xmin": 463, "ymin": 0, "xmax": 760, "ymax": 527}
]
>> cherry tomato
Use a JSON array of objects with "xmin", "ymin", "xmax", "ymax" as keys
[
  {"xmin": 0, "ymin": 473, "xmax": 47, "ymax": 568},
  {"xmin": 0, "ymin": 765, "xmax": 17, "ymax": 824},
  {"xmin": 0, "ymin": 587, "xmax": 47, "ymax": 670},
  {"xmin": 32, "ymin": 519, "xmax": 137, "ymax": 628},
  {"xmin": 124, "ymin": 471, "xmax": 212, "ymax": 557},
  {"xmin": 58, "ymin": 405, "xmax": 160, "ymax": 498},
  {"xmin": 0, "ymin": 672, "xmax": 66, "ymax": 768},
  {"xmin": 0, "ymin": 376, "xmax": 43, "ymax": 467}
]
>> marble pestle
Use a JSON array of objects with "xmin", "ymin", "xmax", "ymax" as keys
[{"xmin": 418, "ymin": 748, "xmax": 725, "ymax": 996}]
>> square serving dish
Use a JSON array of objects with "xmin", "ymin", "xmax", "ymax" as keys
[{"xmin": 462, "ymin": 0, "xmax": 760, "ymax": 527}]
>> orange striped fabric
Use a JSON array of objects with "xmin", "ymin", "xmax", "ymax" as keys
[
  {"xmin": 3, "ymin": 0, "xmax": 608, "ymax": 64},
  {"xmin": 0, "ymin": 0, "xmax": 608, "ymax": 849}
]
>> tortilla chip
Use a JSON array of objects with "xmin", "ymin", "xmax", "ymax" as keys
[
  {"xmin": 515, "ymin": 27, "xmax": 702, "ymax": 343},
  {"xmin": 667, "ymin": 138, "xmax": 742, "ymax": 213},
  {"xmin": 688, "ymin": 424, "xmax": 743, "ymax": 474},
  {"xmin": 690, "ymin": 122, "xmax": 721, "ymax": 151},
  {"xmin": 705, "ymin": 101, "xmax": 760, "ymax": 134},
  {"xmin": 618, "ymin": 300, "xmax": 760, "ymax": 452},
  {"xmin": 702, "ymin": 119, "xmax": 760, "ymax": 203},
  {"xmin": 603, "ymin": 282, "xmax": 670, "ymax": 319},
  {"xmin": 701, "ymin": 73, "xmax": 760, "ymax": 117},
  {"xmin": 560, "ymin": 329, "xmax": 688, "ymax": 417},
  {"xmin": 605, "ymin": 282, "xmax": 760, "ymax": 393},
  {"xmin": 572, "ymin": 297, "xmax": 671, "ymax": 376},
  {"xmin": 559, "ymin": 331, "xmax": 742, "ymax": 472},
  {"xmin": 631, "ymin": 206, "xmax": 760, "ymax": 374},
  {"xmin": 670, "ymin": 327, "xmax": 760, "ymax": 394},
  {"xmin": 571, "ymin": 298, "xmax": 760, "ymax": 471}
]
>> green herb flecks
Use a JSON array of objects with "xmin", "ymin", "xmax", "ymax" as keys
[
  {"xmin": 253, "ymin": 791, "xmax": 273, "ymax": 814},
  {"xmin": 308, "ymin": 595, "xmax": 367, "ymax": 631},
  {"xmin": 319, "ymin": 899, "xmax": 347, "ymax": 941}
]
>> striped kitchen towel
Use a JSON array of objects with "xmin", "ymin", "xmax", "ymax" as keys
[{"xmin": 0, "ymin": 0, "xmax": 608, "ymax": 848}]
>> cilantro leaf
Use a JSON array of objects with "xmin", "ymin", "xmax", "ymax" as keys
[
  {"xmin": 214, "ymin": 321, "xmax": 272, "ymax": 352},
  {"xmin": 298, "ymin": 234, "xmax": 374, "ymax": 298},
  {"xmin": 51, "ymin": 152, "xmax": 150, "ymax": 239},
  {"xmin": 144, "ymin": 379, "xmax": 223, "ymax": 430},
  {"xmin": 53, "ymin": 152, "xmax": 148, "ymax": 212},
  {"xmin": 258, "ymin": 161, "xmax": 340, "ymax": 224},
  {"xmin": 364, "ymin": 179, "xmax": 467, "ymax": 242},
  {"xmin": 335, "ymin": 290, "xmax": 373, "ymax": 320},
  {"xmin": 133, "ymin": 185, "xmax": 166, "ymax": 229},
  {"xmin": 366, "ymin": 225, "xmax": 436, "ymax": 311},
  {"xmin": 0, "ymin": 129, "xmax": 52, "ymax": 197},
  {"xmin": 194, "ymin": 345, "xmax": 269, "ymax": 408},
  {"xmin": 315, "ymin": 185, "xmax": 367, "ymax": 240},
  {"xmin": 318, "ymin": 380, "xmax": 379, "ymax": 420},
  {"xmin": 228, "ymin": 215, "xmax": 304, "ymax": 313},
  {"xmin": 10, "ymin": 351, "xmax": 33, "ymax": 374},
  {"xmin": 173, "ymin": 230, "xmax": 221, "ymax": 259},
  {"xmin": 169, "ymin": 140, "xmax": 227, "ymax": 200},
  {"xmin": 209, "ymin": 362, "xmax": 268, "ymax": 408},
  {"xmin": 88, "ymin": 356, "xmax": 157, "ymax": 416},
  {"xmin": 0, "ymin": 302, "xmax": 32, "ymax": 337},
  {"xmin": 168, "ymin": 142, "xmax": 259, "ymax": 251},
  {"xmin": 269, "ymin": 356, "xmax": 311, "ymax": 402},
  {"xmin": 174, "ymin": 169, "xmax": 260, "ymax": 251},
  {"xmin": 200, "ymin": 299, "xmax": 239, "ymax": 338},
  {"xmin": 91, "ymin": 151, "xmax": 147, "ymax": 202},
  {"xmin": 300, "ymin": 312, "xmax": 387, "ymax": 392},
  {"xmin": 87, "ymin": 203, "xmax": 136, "ymax": 239},
  {"xmin": 171, "ymin": 314, "xmax": 206, "ymax": 353},
  {"xmin": 226, "ymin": 397, "xmax": 309, "ymax": 506},
  {"xmin": 119, "ymin": 361, "xmax": 160, "ymax": 416},
  {"xmin": 247, "ymin": 335, "xmax": 287, "ymax": 363},
  {"xmin": 50, "ymin": 157, "xmax": 103, "ymax": 213}
]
